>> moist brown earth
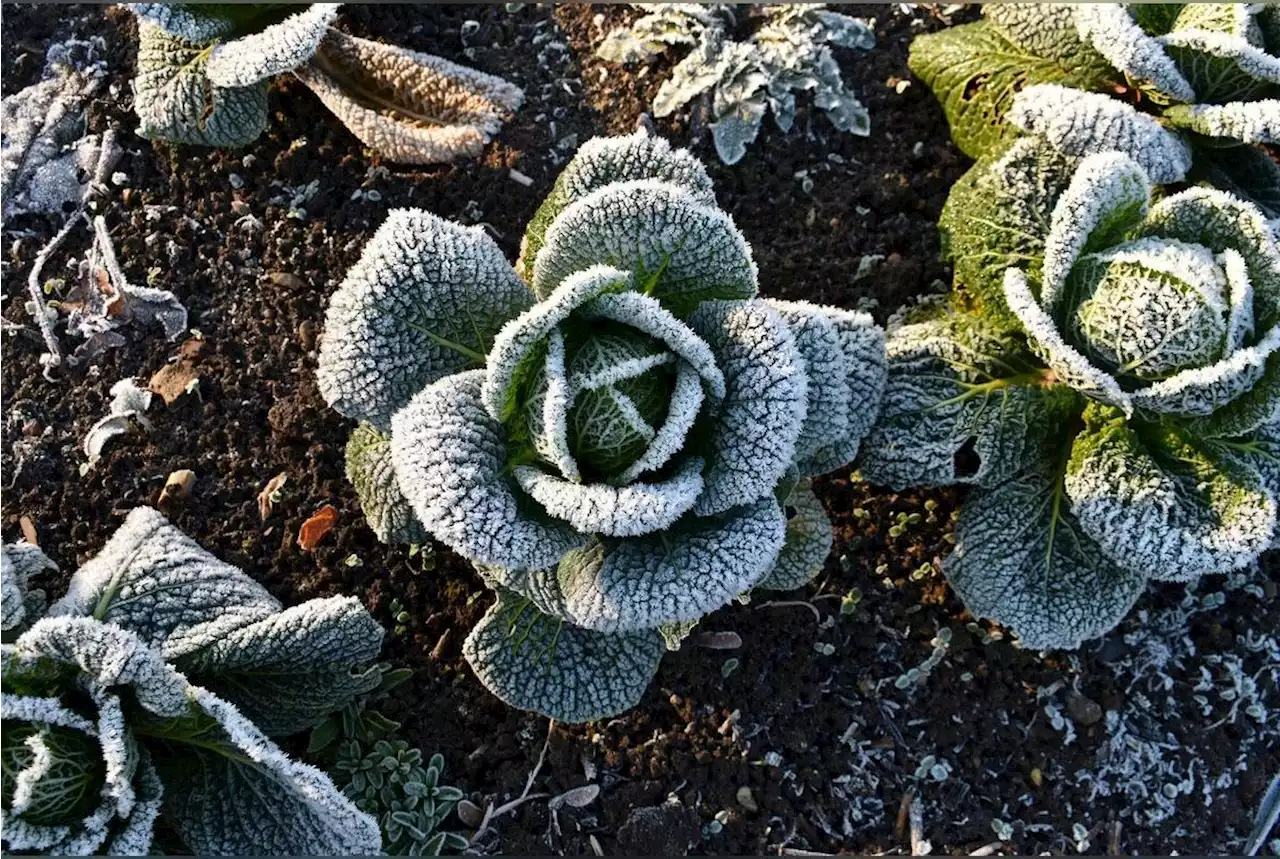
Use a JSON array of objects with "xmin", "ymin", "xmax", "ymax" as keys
[{"xmin": 3, "ymin": 4, "xmax": 1277, "ymax": 856}]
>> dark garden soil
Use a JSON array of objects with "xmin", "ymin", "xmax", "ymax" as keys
[{"xmin": 3, "ymin": 4, "xmax": 1277, "ymax": 856}]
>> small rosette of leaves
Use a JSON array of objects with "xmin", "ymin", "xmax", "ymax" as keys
[
  {"xmin": 861, "ymin": 139, "xmax": 1280, "ymax": 649},
  {"xmin": 597, "ymin": 5, "xmax": 875, "ymax": 165},
  {"xmin": 1, "ymin": 507, "xmax": 385, "ymax": 856},
  {"xmin": 317, "ymin": 131, "xmax": 888, "ymax": 722},
  {"xmin": 910, "ymin": 3, "xmax": 1280, "ymax": 216},
  {"xmin": 127, "ymin": 3, "xmax": 522, "ymax": 162}
]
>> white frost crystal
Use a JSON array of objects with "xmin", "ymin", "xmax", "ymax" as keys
[
  {"xmin": 861, "ymin": 140, "xmax": 1280, "ymax": 649},
  {"xmin": 1, "ymin": 507, "xmax": 384, "ymax": 856},
  {"xmin": 320, "ymin": 132, "xmax": 889, "ymax": 721},
  {"xmin": 126, "ymin": 4, "xmax": 522, "ymax": 162}
]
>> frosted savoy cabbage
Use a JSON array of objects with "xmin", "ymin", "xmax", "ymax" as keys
[
  {"xmin": 597, "ymin": 5, "xmax": 874, "ymax": 164},
  {"xmin": 0, "ymin": 508, "xmax": 385, "ymax": 855},
  {"xmin": 126, "ymin": 3, "xmax": 523, "ymax": 162},
  {"xmin": 859, "ymin": 137, "xmax": 1280, "ymax": 650},
  {"xmin": 910, "ymin": 3, "xmax": 1280, "ymax": 216},
  {"xmin": 317, "ymin": 130, "xmax": 887, "ymax": 722}
]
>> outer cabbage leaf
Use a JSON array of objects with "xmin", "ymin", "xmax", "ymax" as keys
[
  {"xmin": 205, "ymin": 4, "xmax": 338, "ymax": 87},
  {"xmin": 1074, "ymin": 4, "xmax": 1195, "ymax": 102},
  {"xmin": 47, "ymin": 507, "xmax": 280, "ymax": 660},
  {"xmin": 519, "ymin": 130, "xmax": 716, "ymax": 279},
  {"xmin": 297, "ymin": 30, "xmax": 524, "ymax": 166},
  {"xmin": 1065, "ymin": 413, "xmax": 1278, "ymax": 581},
  {"xmin": 1009, "ymin": 84, "xmax": 1193, "ymax": 184},
  {"xmin": 1156, "ymin": 28, "xmax": 1280, "ymax": 104},
  {"xmin": 390, "ymin": 370, "xmax": 588, "ymax": 571},
  {"xmin": 316, "ymin": 209, "xmax": 533, "ymax": 431},
  {"xmin": 767, "ymin": 300, "xmax": 887, "ymax": 476},
  {"xmin": 172, "ymin": 596, "xmax": 382, "ymax": 736},
  {"xmin": 1, "ymin": 544, "xmax": 54, "ymax": 635},
  {"xmin": 1164, "ymin": 99, "xmax": 1280, "ymax": 143},
  {"xmin": 539, "ymin": 497, "xmax": 784, "ymax": 632},
  {"xmin": 153, "ymin": 686, "xmax": 381, "ymax": 856},
  {"xmin": 463, "ymin": 591, "xmax": 665, "ymax": 724},
  {"xmin": 940, "ymin": 137, "xmax": 1078, "ymax": 326},
  {"xmin": 753, "ymin": 480, "xmax": 833, "ymax": 591},
  {"xmin": 984, "ymin": 4, "xmax": 1101, "ymax": 64},
  {"xmin": 908, "ymin": 19, "xmax": 1116, "ymax": 160},
  {"xmin": 858, "ymin": 310, "xmax": 1079, "ymax": 490},
  {"xmin": 686, "ymin": 299, "xmax": 808, "ymax": 516},
  {"xmin": 531, "ymin": 180, "xmax": 757, "ymax": 316},
  {"xmin": 943, "ymin": 464, "xmax": 1148, "ymax": 650},
  {"xmin": 134, "ymin": 22, "xmax": 268, "ymax": 148},
  {"xmin": 345, "ymin": 421, "xmax": 428, "ymax": 545}
]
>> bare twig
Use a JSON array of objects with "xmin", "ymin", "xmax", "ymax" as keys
[
  {"xmin": 968, "ymin": 842, "xmax": 1003, "ymax": 856},
  {"xmin": 909, "ymin": 796, "xmax": 930, "ymax": 855},
  {"xmin": 469, "ymin": 720, "xmax": 555, "ymax": 845},
  {"xmin": 25, "ymin": 128, "xmax": 118, "ymax": 380}
]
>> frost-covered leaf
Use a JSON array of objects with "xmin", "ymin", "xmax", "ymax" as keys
[
  {"xmin": 940, "ymin": 137, "xmax": 1078, "ymax": 326},
  {"xmin": 463, "ymin": 591, "xmax": 665, "ymax": 724},
  {"xmin": 506, "ymin": 497, "xmax": 786, "ymax": 633},
  {"xmin": 1006, "ymin": 268, "xmax": 1133, "ymax": 413},
  {"xmin": 1157, "ymin": 27, "xmax": 1280, "ymax": 104},
  {"xmin": 943, "ymin": 464, "xmax": 1149, "ymax": 650},
  {"xmin": 125, "ymin": 4, "xmax": 237, "ymax": 42},
  {"xmin": 0, "ymin": 39, "xmax": 105, "ymax": 224},
  {"xmin": 753, "ymin": 480, "xmax": 832, "ymax": 591},
  {"xmin": 173, "ymin": 595, "xmax": 381, "ymax": 736},
  {"xmin": 156, "ymin": 686, "xmax": 381, "ymax": 855},
  {"xmin": 687, "ymin": 299, "xmax": 807, "ymax": 516},
  {"xmin": 1009, "ymin": 84, "xmax": 1193, "ymax": 184},
  {"xmin": 205, "ymin": 4, "xmax": 338, "ymax": 87},
  {"xmin": 297, "ymin": 29, "xmax": 524, "ymax": 165},
  {"xmin": 858, "ymin": 310, "xmax": 1079, "ymax": 490},
  {"xmin": 1164, "ymin": 99, "xmax": 1280, "ymax": 143},
  {"xmin": 1074, "ymin": 4, "xmax": 1195, "ymax": 103},
  {"xmin": 1136, "ymin": 186, "xmax": 1280, "ymax": 328},
  {"xmin": 710, "ymin": 96, "xmax": 765, "ymax": 166},
  {"xmin": 1038, "ymin": 150, "xmax": 1151, "ymax": 313},
  {"xmin": 518, "ymin": 130, "xmax": 716, "ymax": 279},
  {"xmin": 531, "ymin": 180, "xmax": 757, "ymax": 315},
  {"xmin": 1065, "ymin": 413, "xmax": 1278, "ymax": 581},
  {"xmin": 1194, "ymin": 350, "xmax": 1280, "ymax": 438},
  {"xmin": 47, "ymin": 506, "xmax": 280, "ymax": 658},
  {"xmin": 513, "ymin": 457, "xmax": 704, "ymax": 538},
  {"xmin": 1189, "ymin": 142, "xmax": 1280, "ymax": 220},
  {"xmin": 908, "ymin": 19, "xmax": 1116, "ymax": 160},
  {"xmin": 984, "ymin": 4, "xmax": 1100, "ymax": 65},
  {"xmin": 344, "ymin": 421, "xmax": 428, "ymax": 545},
  {"xmin": 767, "ymin": 300, "xmax": 887, "ymax": 476},
  {"xmin": 317, "ymin": 209, "xmax": 532, "ymax": 430},
  {"xmin": 134, "ymin": 22, "xmax": 268, "ymax": 148},
  {"xmin": 391, "ymin": 370, "xmax": 587, "ymax": 571},
  {"xmin": 1, "ymin": 544, "xmax": 54, "ymax": 635}
]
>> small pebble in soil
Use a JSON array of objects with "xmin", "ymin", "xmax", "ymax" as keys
[
  {"xmin": 735, "ymin": 786, "xmax": 758, "ymax": 813},
  {"xmin": 1065, "ymin": 690, "xmax": 1103, "ymax": 726}
]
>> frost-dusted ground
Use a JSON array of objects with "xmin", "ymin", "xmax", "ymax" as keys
[{"xmin": 2, "ymin": 4, "xmax": 1277, "ymax": 855}]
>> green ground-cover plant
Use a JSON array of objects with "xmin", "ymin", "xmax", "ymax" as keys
[
  {"xmin": 859, "ymin": 137, "xmax": 1280, "ymax": 649},
  {"xmin": 317, "ymin": 130, "xmax": 888, "ymax": 722},
  {"xmin": 126, "ymin": 3, "xmax": 523, "ymax": 162},
  {"xmin": 910, "ymin": 3, "xmax": 1280, "ymax": 216},
  {"xmin": 1, "ymin": 507, "xmax": 385, "ymax": 855},
  {"xmin": 597, "ymin": 4, "xmax": 874, "ymax": 164}
]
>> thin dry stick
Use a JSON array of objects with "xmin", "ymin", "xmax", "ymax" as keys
[
  {"xmin": 909, "ymin": 795, "xmax": 929, "ymax": 856},
  {"xmin": 468, "ymin": 719, "xmax": 554, "ymax": 845},
  {"xmin": 25, "ymin": 129, "xmax": 118, "ymax": 380},
  {"xmin": 756, "ymin": 599, "xmax": 822, "ymax": 623}
]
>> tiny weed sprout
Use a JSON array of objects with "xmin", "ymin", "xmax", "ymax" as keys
[
  {"xmin": 860, "ymin": 136, "xmax": 1280, "ymax": 649},
  {"xmin": 317, "ymin": 130, "xmax": 888, "ymax": 722},
  {"xmin": 126, "ymin": 3, "xmax": 523, "ymax": 162},
  {"xmin": 597, "ymin": 5, "xmax": 875, "ymax": 164},
  {"xmin": 0, "ymin": 508, "xmax": 385, "ymax": 856},
  {"xmin": 910, "ymin": 3, "xmax": 1280, "ymax": 216}
]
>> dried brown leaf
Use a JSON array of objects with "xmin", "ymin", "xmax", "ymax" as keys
[{"xmin": 298, "ymin": 503, "xmax": 338, "ymax": 551}]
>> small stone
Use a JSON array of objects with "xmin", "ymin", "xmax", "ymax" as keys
[
  {"xmin": 298, "ymin": 320, "xmax": 318, "ymax": 351},
  {"xmin": 158, "ymin": 469, "xmax": 195, "ymax": 507},
  {"xmin": 268, "ymin": 271, "xmax": 307, "ymax": 290},
  {"xmin": 228, "ymin": 173, "xmax": 245, "ymax": 190},
  {"xmin": 735, "ymin": 786, "xmax": 757, "ymax": 813},
  {"xmin": 1065, "ymin": 690, "xmax": 1103, "ymax": 726}
]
